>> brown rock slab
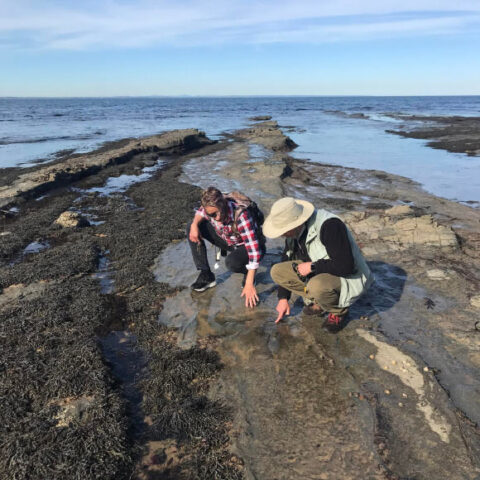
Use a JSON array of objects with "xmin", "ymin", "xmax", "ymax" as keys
[
  {"xmin": 235, "ymin": 120, "xmax": 297, "ymax": 151},
  {"xmin": 0, "ymin": 129, "xmax": 213, "ymax": 209},
  {"xmin": 384, "ymin": 204, "xmax": 414, "ymax": 216},
  {"xmin": 346, "ymin": 210, "xmax": 458, "ymax": 250}
]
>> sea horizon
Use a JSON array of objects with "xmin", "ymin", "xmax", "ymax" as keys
[{"xmin": 2, "ymin": 94, "xmax": 480, "ymax": 99}]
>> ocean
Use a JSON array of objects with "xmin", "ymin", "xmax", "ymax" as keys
[{"xmin": 1, "ymin": 96, "xmax": 479, "ymax": 204}]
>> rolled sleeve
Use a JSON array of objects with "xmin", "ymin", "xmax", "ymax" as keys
[
  {"xmin": 195, "ymin": 206, "xmax": 207, "ymax": 220},
  {"xmin": 236, "ymin": 210, "xmax": 262, "ymax": 270}
]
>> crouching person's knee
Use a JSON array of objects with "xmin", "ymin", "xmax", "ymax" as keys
[
  {"xmin": 270, "ymin": 262, "xmax": 284, "ymax": 285},
  {"xmin": 225, "ymin": 254, "xmax": 235, "ymax": 272},
  {"xmin": 225, "ymin": 254, "xmax": 244, "ymax": 273}
]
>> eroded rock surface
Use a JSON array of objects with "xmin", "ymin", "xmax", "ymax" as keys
[
  {"xmin": 0, "ymin": 129, "xmax": 213, "ymax": 209},
  {"xmin": 385, "ymin": 114, "xmax": 480, "ymax": 156},
  {"xmin": 344, "ymin": 208, "xmax": 458, "ymax": 255},
  {"xmin": 234, "ymin": 120, "xmax": 298, "ymax": 151}
]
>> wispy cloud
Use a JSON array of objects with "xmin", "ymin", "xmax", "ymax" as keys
[{"xmin": 1, "ymin": 0, "xmax": 480, "ymax": 50}]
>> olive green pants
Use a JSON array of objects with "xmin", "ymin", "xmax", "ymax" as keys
[{"xmin": 270, "ymin": 261, "xmax": 348, "ymax": 316}]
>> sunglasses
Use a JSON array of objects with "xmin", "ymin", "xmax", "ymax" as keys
[{"xmin": 206, "ymin": 210, "xmax": 220, "ymax": 218}]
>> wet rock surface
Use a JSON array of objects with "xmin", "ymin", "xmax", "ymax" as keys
[
  {"xmin": 1, "ymin": 119, "xmax": 479, "ymax": 479},
  {"xmin": 232, "ymin": 120, "xmax": 298, "ymax": 152}
]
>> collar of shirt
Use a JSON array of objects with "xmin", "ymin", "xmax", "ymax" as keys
[{"xmin": 296, "ymin": 223, "xmax": 307, "ymax": 240}]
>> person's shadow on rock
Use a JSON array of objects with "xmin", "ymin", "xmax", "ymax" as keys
[{"xmin": 345, "ymin": 261, "xmax": 407, "ymax": 327}]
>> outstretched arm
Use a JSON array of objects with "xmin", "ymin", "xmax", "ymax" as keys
[{"xmin": 237, "ymin": 209, "xmax": 262, "ymax": 307}]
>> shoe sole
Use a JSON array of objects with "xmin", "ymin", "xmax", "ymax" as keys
[{"xmin": 192, "ymin": 280, "xmax": 217, "ymax": 292}]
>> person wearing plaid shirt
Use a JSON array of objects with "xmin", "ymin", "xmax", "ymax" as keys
[{"xmin": 187, "ymin": 186, "xmax": 265, "ymax": 307}]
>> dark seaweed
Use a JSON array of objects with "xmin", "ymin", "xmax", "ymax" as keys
[{"xmin": 0, "ymin": 141, "xmax": 244, "ymax": 480}]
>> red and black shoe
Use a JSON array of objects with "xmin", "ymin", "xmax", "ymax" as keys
[{"xmin": 322, "ymin": 313, "xmax": 346, "ymax": 333}]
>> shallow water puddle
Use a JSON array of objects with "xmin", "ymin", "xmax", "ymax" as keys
[
  {"xmin": 70, "ymin": 158, "xmax": 166, "ymax": 219},
  {"xmin": 151, "ymin": 239, "xmax": 228, "ymax": 288},
  {"xmin": 81, "ymin": 212, "xmax": 105, "ymax": 226},
  {"xmin": 9, "ymin": 239, "xmax": 51, "ymax": 265},
  {"xmin": 24, "ymin": 240, "xmax": 50, "ymax": 254},
  {"xmin": 92, "ymin": 249, "xmax": 148, "ymax": 438},
  {"xmin": 181, "ymin": 148, "xmax": 245, "ymax": 194},
  {"xmin": 87, "ymin": 172, "xmax": 151, "ymax": 196},
  {"xmin": 99, "ymin": 330, "xmax": 148, "ymax": 438},
  {"xmin": 153, "ymin": 240, "xmax": 299, "ymax": 350},
  {"xmin": 87, "ymin": 159, "xmax": 166, "ymax": 197},
  {"xmin": 82, "ymin": 158, "xmax": 166, "ymax": 196},
  {"xmin": 35, "ymin": 193, "xmax": 50, "ymax": 201},
  {"xmin": 92, "ymin": 250, "xmax": 115, "ymax": 294},
  {"xmin": 180, "ymin": 141, "xmax": 284, "ymax": 207},
  {"xmin": 247, "ymin": 143, "xmax": 273, "ymax": 163}
]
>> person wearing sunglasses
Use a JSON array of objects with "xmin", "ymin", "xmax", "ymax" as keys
[{"xmin": 187, "ymin": 186, "xmax": 265, "ymax": 308}]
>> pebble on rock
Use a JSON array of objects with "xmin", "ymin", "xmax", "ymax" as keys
[
  {"xmin": 54, "ymin": 211, "xmax": 90, "ymax": 228},
  {"xmin": 426, "ymin": 268, "xmax": 450, "ymax": 280},
  {"xmin": 469, "ymin": 295, "xmax": 480, "ymax": 309}
]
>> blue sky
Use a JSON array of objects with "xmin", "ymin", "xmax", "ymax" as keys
[{"xmin": 1, "ymin": 0, "xmax": 480, "ymax": 96}]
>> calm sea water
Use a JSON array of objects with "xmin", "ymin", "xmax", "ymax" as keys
[{"xmin": 1, "ymin": 96, "xmax": 479, "ymax": 203}]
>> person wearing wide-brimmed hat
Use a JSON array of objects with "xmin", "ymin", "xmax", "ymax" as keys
[{"xmin": 263, "ymin": 197, "xmax": 373, "ymax": 332}]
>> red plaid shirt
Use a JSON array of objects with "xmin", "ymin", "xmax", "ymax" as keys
[{"xmin": 196, "ymin": 200, "xmax": 263, "ymax": 270}]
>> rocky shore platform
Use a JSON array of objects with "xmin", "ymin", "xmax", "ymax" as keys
[
  {"xmin": 385, "ymin": 114, "xmax": 480, "ymax": 156},
  {"xmin": 1, "ymin": 120, "xmax": 479, "ymax": 480},
  {"xmin": 326, "ymin": 110, "xmax": 480, "ymax": 157}
]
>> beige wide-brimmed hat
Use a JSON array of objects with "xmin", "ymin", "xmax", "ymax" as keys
[{"xmin": 263, "ymin": 197, "xmax": 315, "ymax": 238}]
